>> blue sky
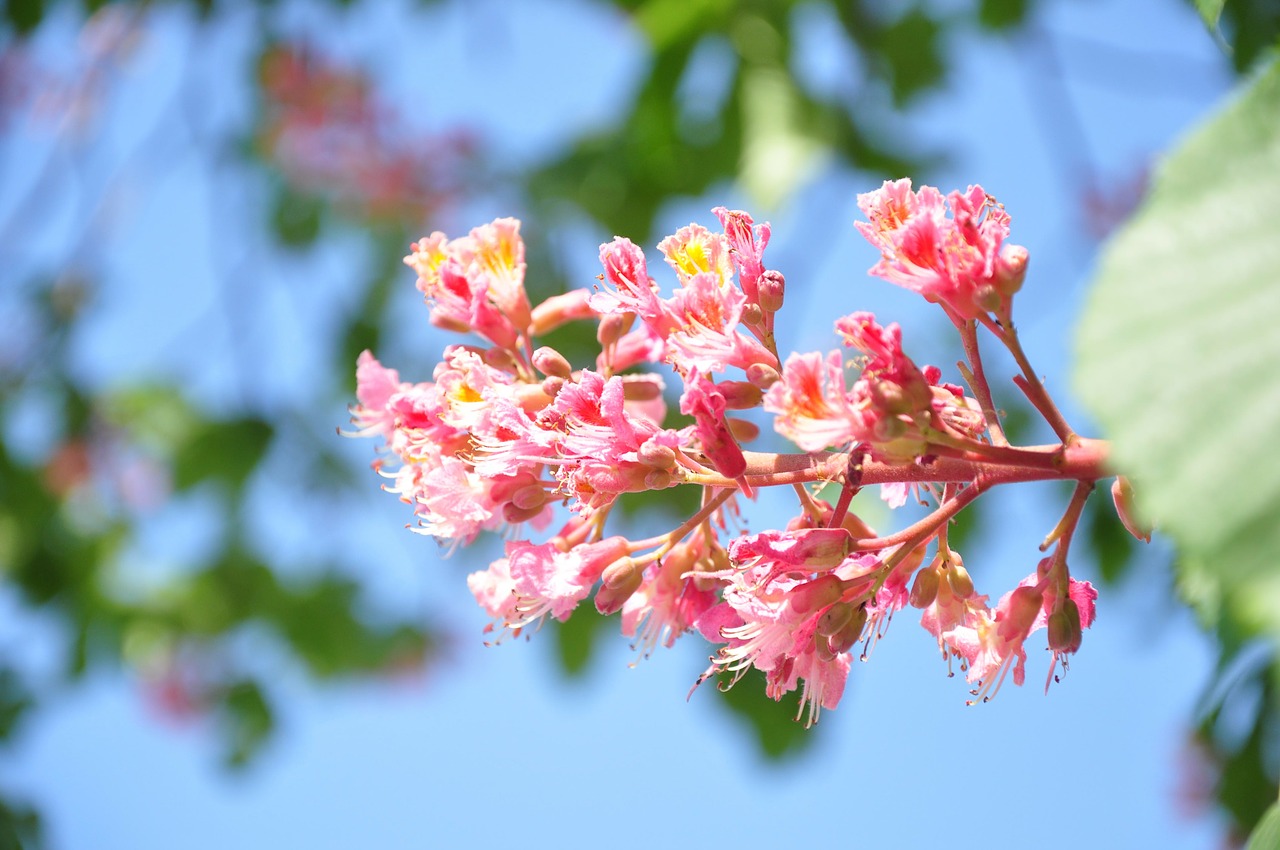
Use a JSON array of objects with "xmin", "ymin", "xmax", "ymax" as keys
[{"xmin": 0, "ymin": 0, "xmax": 1239, "ymax": 847}]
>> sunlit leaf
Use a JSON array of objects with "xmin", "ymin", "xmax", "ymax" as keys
[
  {"xmin": 633, "ymin": 0, "xmax": 731, "ymax": 51},
  {"xmin": 1247, "ymin": 801, "xmax": 1280, "ymax": 850},
  {"xmin": 739, "ymin": 66, "xmax": 824, "ymax": 211},
  {"xmin": 1194, "ymin": 0, "xmax": 1225, "ymax": 29},
  {"xmin": 1074, "ymin": 58, "xmax": 1280, "ymax": 605}
]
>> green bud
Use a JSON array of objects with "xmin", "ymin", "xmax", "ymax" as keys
[
  {"xmin": 1047, "ymin": 599, "xmax": 1082, "ymax": 654},
  {"xmin": 946, "ymin": 564, "xmax": 974, "ymax": 599}
]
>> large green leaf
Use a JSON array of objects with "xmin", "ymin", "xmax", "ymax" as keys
[
  {"xmin": 1194, "ymin": 0, "xmax": 1225, "ymax": 29},
  {"xmin": 1074, "ymin": 58, "xmax": 1280, "ymax": 614},
  {"xmin": 1247, "ymin": 801, "xmax": 1280, "ymax": 850}
]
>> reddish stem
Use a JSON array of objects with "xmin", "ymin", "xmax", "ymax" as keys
[
  {"xmin": 956, "ymin": 319, "xmax": 1008, "ymax": 447},
  {"xmin": 979, "ymin": 314, "xmax": 1076, "ymax": 444},
  {"xmin": 679, "ymin": 438, "xmax": 1110, "ymax": 491}
]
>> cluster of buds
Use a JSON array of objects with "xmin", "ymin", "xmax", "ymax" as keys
[{"xmin": 349, "ymin": 179, "xmax": 1129, "ymax": 724}]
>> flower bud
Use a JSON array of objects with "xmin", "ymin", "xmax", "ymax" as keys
[
  {"xmin": 998, "ymin": 585, "xmax": 1044, "ymax": 642},
  {"xmin": 621, "ymin": 374, "xmax": 663, "ymax": 402},
  {"xmin": 510, "ymin": 483, "xmax": 548, "ymax": 511},
  {"xmin": 602, "ymin": 556, "xmax": 640, "ymax": 589},
  {"xmin": 1111, "ymin": 476, "xmax": 1152, "ymax": 543},
  {"xmin": 757, "ymin": 269, "xmax": 785, "ymax": 313},
  {"xmin": 1047, "ymin": 599, "xmax": 1082, "ymax": 654},
  {"xmin": 429, "ymin": 315, "xmax": 471, "ymax": 335},
  {"xmin": 595, "ymin": 557, "xmax": 644, "ymax": 615},
  {"xmin": 782, "ymin": 527, "xmax": 852, "ymax": 569},
  {"xmin": 644, "ymin": 469, "xmax": 673, "ymax": 490},
  {"xmin": 532, "ymin": 346, "xmax": 572, "ymax": 379},
  {"xmin": 531, "ymin": 288, "xmax": 595, "ymax": 336},
  {"xmin": 871, "ymin": 414, "xmax": 908, "ymax": 443},
  {"xmin": 840, "ymin": 511, "xmax": 877, "ymax": 541},
  {"xmin": 994, "ymin": 244, "xmax": 1028, "ymax": 295},
  {"xmin": 817, "ymin": 601, "xmax": 854, "ymax": 636},
  {"xmin": 746, "ymin": 363, "xmax": 780, "ymax": 390},
  {"xmin": 973, "ymin": 284, "xmax": 1001, "ymax": 313},
  {"xmin": 909, "ymin": 567, "xmax": 940, "ymax": 609},
  {"xmin": 869, "ymin": 380, "xmax": 912, "ymax": 416},
  {"xmin": 541, "ymin": 375, "xmax": 565, "ymax": 397},
  {"xmin": 503, "ymin": 501, "xmax": 547, "ymax": 524},
  {"xmin": 487, "ymin": 472, "xmax": 541, "ymax": 503},
  {"xmin": 827, "ymin": 605, "xmax": 868, "ymax": 654},
  {"xmin": 741, "ymin": 303, "xmax": 765, "ymax": 328},
  {"xmin": 946, "ymin": 563, "xmax": 974, "ymax": 599},
  {"xmin": 788, "ymin": 575, "xmax": 845, "ymax": 614},
  {"xmin": 515, "ymin": 382, "xmax": 554, "ymax": 414},
  {"xmin": 659, "ymin": 543, "xmax": 699, "ymax": 592},
  {"xmin": 597, "ymin": 312, "xmax": 634, "ymax": 348},
  {"xmin": 727, "ymin": 417, "xmax": 760, "ymax": 443},
  {"xmin": 484, "ymin": 346, "xmax": 519, "ymax": 372},
  {"xmin": 718, "ymin": 381, "xmax": 763, "ymax": 410},
  {"xmin": 637, "ymin": 441, "xmax": 677, "ymax": 468},
  {"xmin": 692, "ymin": 545, "xmax": 729, "ymax": 592}
]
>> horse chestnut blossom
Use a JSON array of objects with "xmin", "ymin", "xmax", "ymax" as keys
[{"xmin": 349, "ymin": 179, "xmax": 1129, "ymax": 725}]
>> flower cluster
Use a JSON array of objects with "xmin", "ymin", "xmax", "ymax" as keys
[
  {"xmin": 256, "ymin": 42, "xmax": 473, "ymax": 224},
  {"xmin": 350, "ymin": 179, "xmax": 1124, "ymax": 724}
]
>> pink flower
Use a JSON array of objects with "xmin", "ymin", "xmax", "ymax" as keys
[
  {"xmin": 621, "ymin": 541, "xmax": 720, "ymax": 656},
  {"xmin": 856, "ymin": 179, "xmax": 1022, "ymax": 320},
  {"xmin": 835, "ymin": 312, "xmax": 932, "ymax": 418},
  {"xmin": 657, "ymin": 223, "xmax": 733, "ymax": 286},
  {"xmin": 404, "ymin": 218, "xmax": 533, "ymax": 348},
  {"xmin": 500, "ymin": 536, "xmax": 631, "ymax": 627},
  {"xmin": 591, "ymin": 237, "xmax": 670, "ymax": 328},
  {"xmin": 680, "ymin": 371, "xmax": 747, "ymax": 483},
  {"xmin": 712, "ymin": 206, "xmax": 771, "ymax": 304},
  {"xmin": 695, "ymin": 564, "xmax": 857, "ymax": 726},
  {"xmin": 665, "ymin": 270, "xmax": 776, "ymax": 374},
  {"xmin": 764, "ymin": 351, "xmax": 863, "ymax": 452},
  {"xmin": 350, "ymin": 350, "xmax": 409, "ymax": 440},
  {"xmin": 952, "ymin": 569, "xmax": 1098, "ymax": 702}
]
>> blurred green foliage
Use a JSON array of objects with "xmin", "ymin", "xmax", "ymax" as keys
[{"xmin": 1075, "ymin": 49, "xmax": 1280, "ymax": 844}]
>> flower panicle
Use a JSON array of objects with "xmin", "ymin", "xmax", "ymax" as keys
[{"xmin": 349, "ymin": 181, "xmax": 1120, "ymax": 724}]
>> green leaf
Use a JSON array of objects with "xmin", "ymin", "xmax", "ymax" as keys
[
  {"xmin": 0, "ymin": 667, "xmax": 33, "ymax": 742},
  {"xmin": 219, "ymin": 679, "xmax": 274, "ymax": 768},
  {"xmin": 977, "ymin": 0, "xmax": 1030, "ymax": 31},
  {"xmin": 739, "ymin": 66, "xmax": 824, "ymax": 211},
  {"xmin": 1217, "ymin": 0, "xmax": 1280, "ymax": 74},
  {"xmin": 1194, "ymin": 0, "xmax": 1225, "ymax": 29},
  {"xmin": 633, "ymin": 0, "xmax": 732, "ymax": 51},
  {"xmin": 0, "ymin": 791, "xmax": 43, "ymax": 850},
  {"xmin": 879, "ymin": 9, "xmax": 945, "ymax": 106},
  {"xmin": 172, "ymin": 418, "xmax": 273, "ymax": 493},
  {"xmin": 270, "ymin": 186, "xmax": 324, "ymax": 248},
  {"xmin": 1247, "ymin": 801, "xmax": 1280, "ymax": 850},
  {"xmin": 714, "ymin": 667, "xmax": 814, "ymax": 759},
  {"xmin": 1074, "ymin": 58, "xmax": 1280, "ymax": 606},
  {"xmin": 4, "ymin": 0, "xmax": 44, "ymax": 35},
  {"xmin": 552, "ymin": 604, "xmax": 608, "ymax": 677}
]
